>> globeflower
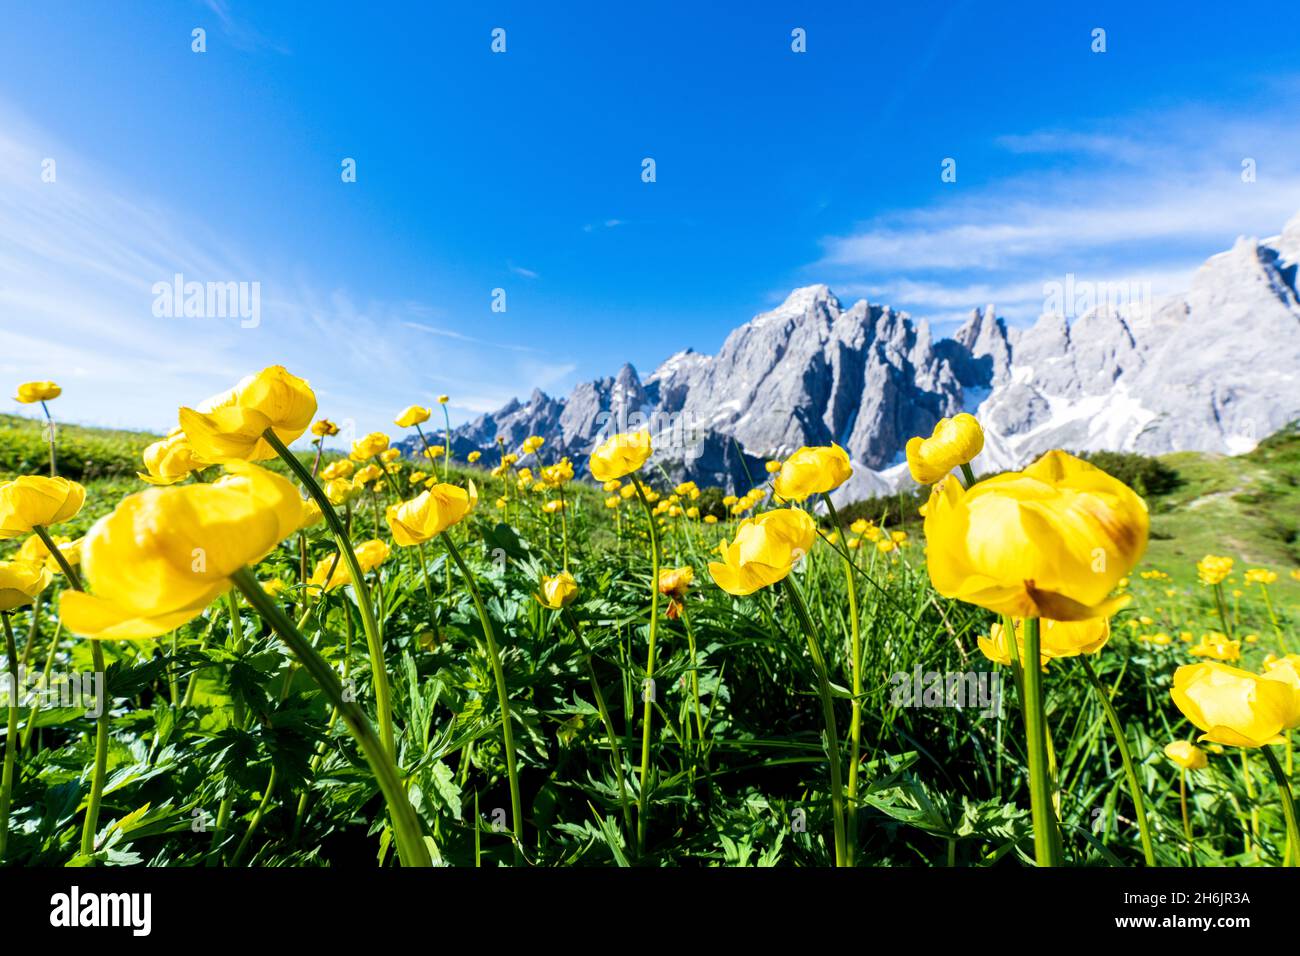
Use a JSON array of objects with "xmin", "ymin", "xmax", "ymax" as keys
[
  {"xmin": 588, "ymin": 432, "xmax": 651, "ymax": 483},
  {"xmin": 1244, "ymin": 568, "xmax": 1277, "ymax": 586},
  {"xmin": 351, "ymin": 432, "xmax": 390, "ymax": 460},
  {"xmin": 979, "ymin": 616, "xmax": 1110, "ymax": 666},
  {"xmin": 0, "ymin": 476, "xmax": 86, "ymax": 538},
  {"xmin": 59, "ymin": 463, "xmax": 303, "ymax": 639},
  {"xmin": 467, "ymin": 451, "xmax": 481, "ymax": 464},
  {"xmin": 921, "ymin": 450, "xmax": 1147, "ymax": 621},
  {"xmin": 138, "ymin": 429, "xmax": 206, "ymax": 485},
  {"xmin": 772, "ymin": 445, "xmax": 852, "ymax": 502},
  {"xmin": 537, "ymin": 571, "xmax": 578, "ymax": 609},
  {"xmin": 1196, "ymin": 555, "xmax": 1234, "ymax": 586},
  {"xmin": 178, "ymin": 366, "xmax": 317, "ymax": 463},
  {"xmin": 320, "ymin": 459, "xmax": 355, "ymax": 481},
  {"xmin": 394, "ymin": 405, "xmax": 431, "ymax": 428},
  {"xmin": 905, "ymin": 414, "xmax": 984, "ymax": 485},
  {"xmin": 385, "ymin": 482, "xmax": 477, "ymax": 546},
  {"xmin": 311, "ymin": 419, "xmax": 340, "ymax": 437},
  {"xmin": 14, "ymin": 381, "xmax": 61, "ymax": 404},
  {"xmin": 541, "ymin": 457, "xmax": 576, "ymax": 486},
  {"xmin": 0, "ymin": 559, "xmax": 51, "ymax": 611},
  {"xmin": 308, "ymin": 539, "xmax": 391, "ymax": 592},
  {"xmin": 1163, "ymin": 740, "xmax": 1208, "ymax": 771},
  {"xmin": 709, "ymin": 508, "xmax": 816, "ymax": 596},
  {"xmin": 1170, "ymin": 661, "xmax": 1299, "ymax": 747}
]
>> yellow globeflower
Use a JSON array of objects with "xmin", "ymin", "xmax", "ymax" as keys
[
  {"xmin": 1189, "ymin": 633, "xmax": 1241, "ymax": 662},
  {"xmin": 423, "ymin": 445, "xmax": 446, "ymax": 461},
  {"xmin": 311, "ymin": 418, "xmax": 339, "ymax": 437},
  {"xmin": 905, "ymin": 413, "xmax": 984, "ymax": 485},
  {"xmin": 764, "ymin": 460, "xmax": 782, "ymax": 474},
  {"xmin": 704, "ymin": 514, "xmax": 718, "ymax": 525},
  {"xmin": 0, "ymin": 476, "xmax": 86, "ymax": 538},
  {"xmin": 588, "ymin": 432, "xmax": 652, "ymax": 482},
  {"xmin": 385, "ymin": 482, "xmax": 478, "ymax": 546},
  {"xmin": 308, "ymin": 539, "xmax": 391, "ymax": 592},
  {"xmin": 380, "ymin": 448, "xmax": 401, "ymax": 463},
  {"xmin": 1163, "ymin": 741, "xmax": 1208, "ymax": 771},
  {"xmin": 977, "ymin": 621, "xmax": 1049, "ymax": 669},
  {"xmin": 620, "ymin": 484, "xmax": 636, "ymax": 500},
  {"xmin": 772, "ymin": 444, "xmax": 852, "ymax": 502},
  {"xmin": 658, "ymin": 566, "xmax": 694, "ymax": 597},
  {"xmin": 324, "ymin": 477, "xmax": 361, "ymax": 507},
  {"xmin": 1243, "ymin": 568, "xmax": 1277, "ymax": 586},
  {"xmin": 921, "ymin": 449, "xmax": 1148, "ymax": 621},
  {"xmin": 351, "ymin": 432, "xmax": 391, "ymax": 460},
  {"xmin": 16, "ymin": 532, "xmax": 82, "ymax": 572},
  {"xmin": 541, "ymin": 458, "xmax": 575, "ymax": 486},
  {"xmin": 352, "ymin": 463, "xmax": 383, "ymax": 486},
  {"xmin": 604, "ymin": 495, "xmax": 620, "ymax": 509},
  {"xmin": 139, "ymin": 429, "xmax": 207, "ymax": 485},
  {"xmin": 467, "ymin": 451, "xmax": 481, "ymax": 464},
  {"xmin": 1261, "ymin": 655, "xmax": 1300, "ymax": 719},
  {"xmin": 59, "ymin": 463, "xmax": 302, "ymax": 639},
  {"xmin": 179, "ymin": 366, "xmax": 317, "ymax": 463},
  {"xmin": 0, "ymin": 559, "xmax": 52, "ymax": 611},
  {"xmin": 1170, "ymin": 661, "xmax": 1298, "ymax": 748},
  {"xmin": 1196, "ymin": 555, "xmax": 1233, "ymax": 586},
  {"xmin": 984, "ymin": 616, "xmax": 1110, "ymax": 664},
  {"xmin": 521, "ymin": 435, "xmax": 544, "ymax": 454},
  {"xmin": 537, "ymin": 571, "xmax": 578, "ymax": 609},
  {"xmin": 437, "ymin": 395, "xmax": 450, "ymax": 405},
  {"xmin": 709, "ymin": 508, "xmax": 816, "ymax": 596},
  {"xmin": 543, "ymin": 499, "xmax": 565, "ymax": 514},
  {"xmin": 320, "ymin": 459, "xmax": 355, "ymax": 481},
  {"xmin": 14, "ymin": 381, "xmax": 61, "ymax": 403},
  {"xmin": 394, "ymin": 405, "xmax": 431, "ymax": 428}
]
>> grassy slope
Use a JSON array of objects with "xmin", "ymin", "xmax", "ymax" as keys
[{"xmin": 1142, "ymin": 423, "xmax": 1300, "ymax": 597}]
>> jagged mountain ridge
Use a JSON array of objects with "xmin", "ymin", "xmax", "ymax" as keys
[{"xmin": 428, "ymin": 210, "xmax": 1300, "ymax": 500}]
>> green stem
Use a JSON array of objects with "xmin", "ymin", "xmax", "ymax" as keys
[
  {"xmin": 1020, "ymin": 618, "xmax": 1062, "ymax": 866},
  {"xmin": 1079, "ymin": 655, "xmax": 1155, "ymax": 866},
  {"xmin": 440, "ymin": 405, "xmax": 453, "ymax": 482},
  {"xmin": 959, "ymin": 462, "xmax": 977, "ymax": 487},
  {"xmin": 1, "ymin": 614, "xmax": 20, "ymax": 860},
  {"xmin": 823, "ymin": 493, "xmax": 861, "ymax": 866},
  {"xmin": 782, "ymin": 575, "xmax": 847, "ymax": 866},
  {"xmin": 41, "ymin": 401, "xmax": 56, "ymax": 477},
  {"xmin": 262, "ymin": 428, "xmax": 396, "ymax": 760},
  {"xmin": 229, "ymin": 567, "xmax": 430, "ymax": 866},
  {"xmin": 562, "ymin": 608, "xmax": 633, "ymax": 838},
  {"xmin": 1261, "ymin": 747, "xmax": 1300, "ymax": 868},
  {"xmin": 631, "ymin": 476, "xmax": 661, "ymax": 855},
  {"xmin": 441, "ymin": 533, "xmax": 523, "ymax": 861},
  {"xmin": 35, "ymin": 525, "xmax": 108, "ymax": 859}
]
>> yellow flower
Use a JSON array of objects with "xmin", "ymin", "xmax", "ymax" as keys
[
  {"xmin": 394, "ymin": 405, "xmax": 431, "ymax": 428},
  {"xmin": 0, "ymin": 560, "xmax": 52, "ymax": 611},
  {"xmin": 320, "ymin": 459, "xmax": 355, "ymax": 481},
  {"xmin": 14, "ymin": 381, "xmax": 61, "ymax": 404},
  {"xmin": 324, "ymin": 477, "xmax": 362, "ymax": 507},
  {"xmin": 0, "ymin": 476, "xmax": 86, "ymax": 538},
  {"xmin": 537, "ymin": 571, "xmax": 578, "ymax": 609},
  {"xmin": 262, "ymin": 577, "xmax": 287, "ymax": 598},
  {"xmin": 772, "ymin": 444, "xmax": 852, "ymax": 502},
  {"xmin": 987, "ymin": 616, "xmax": 1111, "ymax": 663},
  {"xmin": 178, "ymin": 366, "xmax": 316, "ymax": 463},
  {"xmin": 977, "ymin": 621, "xmax": 1049, "ymax": 669},
  {"xmin": 423, "ymin": 445, "xmax": 446, "ymax": 461},
  {"xmin": 588, "ymin": 432, "xmax": 652, "ymax": 482},
  {"xmin": 1261, "ymin": 655, "xmax": 1300, "ymax": 720},
  {"xmin": 467, "ymin": 451, "xmax": 481, "ymax": 464},
  {"xmin": 850, "ymin": 518, "xmax": 871, "ymax": 535},
  {"xmin": 139, "ymin": 430, "xmax": 207, "ymax": 486},
  {"xmin": 659, "ymin": 566, "xmax": 694, "ymax": 597},
  {"xmin": 307, "ymin": 539, "xmax": 391, "ymax": 593},
  {"xmin": 921, "ymin": 450, "xmax": 1148, "ymax": 621},
  {"xmin": 351, "ymin": 432, "xmax": 391, "ymax": 460},
  {"xmin": 521, "ymin": 436, "xmax": 545, "ymax": 455},
  {"xmin": 542, "ymin": 499, "xmax": 565, "ymax": 514},
  {"xmin": 385, "ymin": 482, "xmax": 478, "ymax": 545},
  {"xmin": 311, "ymin": 418, "xmax": 339, "ymax": 437},
  {"xmin": 905, "ymin": 414, "xmax": 984, "ymax": 485},
  {"xmin": 764, "ymin": 460, "xmax": 782, "ymax": 474},
  {"xmin": 1196, "ymin": 554, "xmax": 1233, "ymax": 586},
  {"xmin": 59, "ymin": 463, "xmax": 302, "ymax": 639},
  {"xmin": 1163, "ymin": 741, "xmax": 1208, "ymax": 771},
  {"xmin": 437, "ymin": 395, "xmax": 450, "ymax": 405},
  {"xmin": 704, "ymin": 515, "xmax": 718, "ymax": 525},
  {"xmin": 1243, "ymin": 568, "xmax": 1277, "ymax": 586},
  {"xmin": 876, "ymin": 539, "xmax": 895, "ymax": 554},
  {"xmin": 379, "ymin": 448, "xmax": 401, "ymax": 463},
  {"xmin": 1170, "ymin": 661, "xmax": 1298, "ymax": 748},
  {"xmin": 620, "ymin": 484, "xmax": 636, "ymax": 500},
  {"xmin": 541, "ymin": 458, "xmax": 575, "ymax": 487},
  {"xmin": 1189, "ymin": 634, "xmax": 1241, "ymax": 662},
  {"xmin": 709, "ymin": 508, "xmax": 816, "ymax": 596},
  {"xmin": 605, "ymin": 496, "xmax": 620, "ymax": 509}
]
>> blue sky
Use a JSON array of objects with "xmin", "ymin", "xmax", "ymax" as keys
[{"xmin": 2, "ymin": 1, "xmax": 1298, "ymax": 444}]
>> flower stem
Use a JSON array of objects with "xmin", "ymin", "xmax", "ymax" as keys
[
  {"xmin": 1079, "ymin": 655, "xmax": 1154, "ymax": 865},
  {"xmin": 631, "ymin": 475, "xmax": 661, "ymax": 855},
  {"xmin": 1260, "ymin": 746, "xmax": 1300, "ymax": 868},
  {"xmin": 262, "ymin": 428, "xmax": 396, "ymax": 760},
  {"xmin": 34, "ymin": 524, "xmax": 108, "ymax": 858},
  {"xmin": 440, "ymin": 405, "xmax": 453, "ymax": 481},
  {"xmin": 782, "ymin": 574, "xmax": 847, "ymax": 866},
  {"xmin": 561, "ymin": 608, "xmax": 633, "ymax": 838},
  {"xmin": 441, "ymin": 533, "xmax": 523, "ymax": 861},
  {"xmin": 0, "ymin": 614, "xmax": 20, "ymax": 860},
  {"xmin": 41, "ymin": 400, "xmax": 56, "ymax": 477},
  {"xmin": 229, "ymin": 567, "xmax": 430, "ymax": 866},
  {"xmin": 823, "ymin": 493, "xmax": 861, "ymax": 865},
  {"xmin": 1020, "ymin": 618, "xmax": 1062, "ymax": 866},
  {"xmin": 959, "ymin": 462, "xmax": 977, "ymax": 487}
]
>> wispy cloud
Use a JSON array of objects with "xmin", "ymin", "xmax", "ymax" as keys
[
  {"xmin": 200, "ymin": 0, "xmax": 291, "ymax": 55},
  {"xmin": 815, "ymin": 104, "xmax": 1300, "ymax": 329},
  {"xmin": 0, "ymin": 99, "xmax": 569, "ymax": 438}
]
